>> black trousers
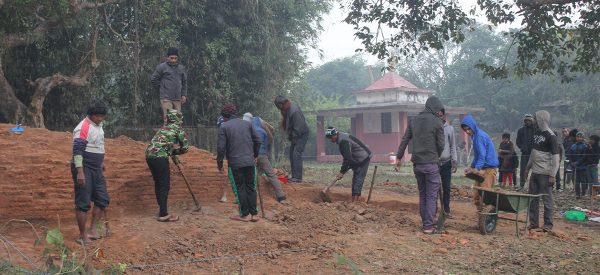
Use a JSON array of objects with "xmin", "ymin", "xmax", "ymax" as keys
[
  {"xmin": 228, "ymin": 166, "xmax": 258, "ymax": 217},
  {"xmin": 146, "ymin": 157, "xmax": 170, "ymax": 217}
]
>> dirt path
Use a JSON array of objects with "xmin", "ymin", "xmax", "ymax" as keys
[{"xmin": 2, "ymin": 183, "xmax": 599, "ymax": 274}]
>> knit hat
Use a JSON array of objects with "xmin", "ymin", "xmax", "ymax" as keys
[
  {"xmin": 221, "ymin": 103, "xmax": 237, "ymax": 118},
  {"xmin": 569, "ymin": 128, "xmax": 579, "ymax": 137},
  {"xmin": 576, "ymin": 131, "xmax": 585, "ymax": 138},
  {"xmin": 274, "ymin": 95, "xmax": 288, "ymax": 109},
  {"xmin": 165, "ymin": 109, "xmax": 183, "ymax": 125},
  {"xmin": 502, "ymin": 133, "xmax": 510, "ymax": 139},
  {"xmin": 87, "ymin": 99, "xmax": 108, "ymax": 116},
  {"xmin": 325, "ymin": 127, "xmax": 338, "ymax": 138},
  {"xmin": 523, "ymin": 114, "xmax": 534, "ymax": 121},
  {"xmin": 166, "ymin": 47, "xmax": 179, "ymax": 56},
  {"xmin": 243, "ymin": 112, "xmax": 254, "ymax": 122}
]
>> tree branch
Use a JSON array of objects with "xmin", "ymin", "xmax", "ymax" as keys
[
  {"xmin": 517, "ymin": 0, "xmax": 585, "ymax": 7},
  {"xmin": 69, "ymin": 0, "xmax": 123, "ymax": 14}
]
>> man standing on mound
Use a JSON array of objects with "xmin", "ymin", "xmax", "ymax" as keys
[
  {"xmin": 145, "ymin": 109, "xmax": 189, "ymax": 222},
  {"xmin": 217, "ymin": 104, "xmax": 262, "ymax": 222},
  {"xmin": 71, "ymin": 100, "xmax": 110, "ymax": 245}
]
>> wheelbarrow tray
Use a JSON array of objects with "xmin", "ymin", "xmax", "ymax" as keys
[
  {"xmin": 475, "ymin": 187, "xmax": 541, "ymax": 213},
  {"xmin": 473, "ymin": 186, "xmax": 546, "ymax": 237}
]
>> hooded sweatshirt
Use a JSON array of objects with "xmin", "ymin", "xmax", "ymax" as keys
[
  {"xmin": 145, "ymin": 109, "xmax": 189, "ymax": 158},
  {"xmin": 251, "ymin": 117, "xmax": 269, "ymax": 156},
  {"xmin": 525, "ymin": 110, "xmax": 560, "ymax": 176},
  {"xmin": 461, "ymin": 115, "xmax": 499, "ymax": 170},
  {"xmin": 396, "ymin": 96, "xmax": 445, "ymax": 164}
]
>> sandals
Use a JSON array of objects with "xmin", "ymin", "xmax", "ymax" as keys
[
  {"xmin": 230, "ymin": 215, "xmax": 252, "ymax": 222},
  {"xmin": 157, "ymin": 214, "xmax": 179, "ymax": 222}
]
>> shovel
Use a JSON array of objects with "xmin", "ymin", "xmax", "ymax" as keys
[
  {"xmin": 319, "ymin": 177, "xmax": 340, "ymax": 203},
  {"xmin": 436, "ymin": 186, "xmax": 446, "ymax": 233},
  {"xmin": 171, "ymin": 156, "xmax": 202, "ymax": 212}
]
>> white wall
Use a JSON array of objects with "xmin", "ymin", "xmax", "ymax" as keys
[{"xmin": 356, "ymin": 90, "xmax": 428, "ymax": 104}]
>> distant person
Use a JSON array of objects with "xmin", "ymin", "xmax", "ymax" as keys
[
  {"xmin": 523, "ymin": 110, "xmax": 560, "ymax": 232},
  {"xmin": 151, "ymin": 47, "xmax": 188, "ymax": 124},
  {"xmin": 584, "ymin": 135, "xmax": 600, "ymax": 195},
  {"xmin": 243, "ymin": 113, "xmax": 290, "ymax": 205},
  {"xmin": 217, "ymin": 104, "xmax": 262, "ymax": 222},
  {"xmin": 497, "ymin": 133, "xmax": 519, "ymax": 189},
  {"xmin": 516, "ymin": 114, "xmax": 535, "ymax": 190},
  {"xmin": 439, "ymin": 112, "xmax": 457, "ymax": 217},
  {"xmin": 71, "ymin": 100, "xmax": 110, "ymax": 245},
  {"xmin": 461, "ymin": 115, "xmax": 498, "ymax": 209},
  {"xmin": 563, "ymin": 128, "xmax": 577, "ymax": 191},
  {"xmin": 145, "ymin": 109, "xmax": 189, "ymax": 222},
  {"xmin": 568, "ymin": 132, "xmax": 588, "ymax": 199},
  {"xmin": 395, "ymin": 96, "xmax": 445, "ymax": 234},
  {"xmin": 274, "ymin": 95, "xmax": 309, "ymax": 183},
  {"xmin": 553, "ymin": 129, "xmax": 564, "ymax": 192},
  {"xmin": 325, "ymin": 127, "xmax": 372, "ymax": 202}
]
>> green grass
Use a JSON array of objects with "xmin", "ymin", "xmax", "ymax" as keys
[{"xmin": 293, "ymin": 161, "xmax": 475, "ymax": 188}]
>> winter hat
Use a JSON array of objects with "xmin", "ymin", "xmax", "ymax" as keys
[
  {"xmin": 243, "ymin": 112, "xmax": 254, "ymax": 122},
  {"xmin": 523, "ymin": 114, "xmax": 534, "ymax": 121},
  {"xmin": 216, "ymin": 116, "xmax": 224, "ymax": 127},
  {"xmin": 274, "ymin": 95, "xmax": 288, "ymax": 109},
  {"xmin": 569, "ymin": 128, "xmax": 579, "ymax": 137},
  {"xmin": 325, "ymin": 127, "xmax": 338, "ymax": 138},
  {"xmin": 576, "ymin": 131, "xmax": 585, "ymax": 138},
  {"xmin": 87, "ymin": 99, "xmax": 108, "ymax": 116},
  {"xmin": 502, "ymin": 133, "xmax": 510, "ymax": 139},
  {"xmin": 166, "ymin": 47, "xmax": 179, "ymax": 56},
  {"xmin": 221, "ymin": 103, "xmax": 237, "ymax": 118},
  {"xmin": 165, "ymin": 109, "xmax": 183, "ymax": 125}
]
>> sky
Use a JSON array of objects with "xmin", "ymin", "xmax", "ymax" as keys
[{"xmin": 307, "ymin": 0, "xmax": 508, "ymax": 66}]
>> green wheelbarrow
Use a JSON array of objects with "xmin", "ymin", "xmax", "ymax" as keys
[{"xmin": 474, "ymin": 187, "xmax": 547, "ymax": 237}]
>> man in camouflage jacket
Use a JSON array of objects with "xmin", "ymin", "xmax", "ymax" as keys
[{"xmin": 145, "ymin": 109, "xmax": 189, "ymax": 222}]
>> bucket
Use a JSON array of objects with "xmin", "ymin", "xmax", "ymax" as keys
[
  {"xmin": 389, "ymin": 154, "xmax": 397, "ymax": 165},
  {"xmin": 278, "ymin": 176, "xmax": 289, "ymax": 184}
]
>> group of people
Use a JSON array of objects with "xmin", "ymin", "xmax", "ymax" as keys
[
  {"xmin": 68, "ymin": 47, "xmax": 596, "ymax": 244},
  {"xmin": 496, "ymin": 115, "xmax": 600, "ymax": 200}
]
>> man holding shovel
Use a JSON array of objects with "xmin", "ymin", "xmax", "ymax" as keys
[
  {"xmin": 323, "ymin": 127, "xmax": 372, "ymax": 202},
  {"xmin": 217, "ymin": 104, "xmax": 262, "ymax": 222},
  {"xmin": 395, "ymin": 96, "xmax": 445, "ymax": 234},
  {"xmin": 145, "ymin": 109, "xmax": 189, "ymax": 222}
]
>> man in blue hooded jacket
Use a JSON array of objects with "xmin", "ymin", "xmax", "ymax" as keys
[{"xmin": 461, "ymin": 115, "xmax": 499, "ymax": 208}]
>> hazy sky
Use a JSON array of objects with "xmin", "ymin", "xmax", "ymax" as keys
[{"xmin": 307, "ymin": 0, "xmax": 503, "ymax": 66}]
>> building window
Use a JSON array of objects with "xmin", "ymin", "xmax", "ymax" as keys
[{"xmin": 381, "ymin": 112, "xmax": 392, "ymax": 133}]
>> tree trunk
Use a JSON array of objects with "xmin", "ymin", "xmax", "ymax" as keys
[{"xmin": 0, "ymin": 55, "xmax": 31, "ymax": 125}]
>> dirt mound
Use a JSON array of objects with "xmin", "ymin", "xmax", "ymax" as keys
[{"xmin": 0, "ymin": 124, "xmax": 228, "ymax": 221}]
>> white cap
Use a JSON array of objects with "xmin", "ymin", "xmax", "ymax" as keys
[{"xmin": 243, "ymin": 112, "xmax": 253, "ymax": 122}]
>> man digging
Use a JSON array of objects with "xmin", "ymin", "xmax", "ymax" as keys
[
  {"xmin": 71, "ymin": 100, "xmax": 110, "ymax": 245},
  {"xmin": 324, "ymin": 127, "xmax": 372, "ymax": 202}
]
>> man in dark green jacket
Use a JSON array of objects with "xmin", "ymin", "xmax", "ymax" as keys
[{"xmin": 325, "ymin": 127, "xmax": 372, "ymax": 202}]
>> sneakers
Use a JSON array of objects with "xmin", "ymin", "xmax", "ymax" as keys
[
  {"xmin": 444, "ymin": 212, "xmax": 453, "ymax": 219},
  {"xmin": 288, "ymin": 178, "xmax": 302, "ymax": 183},
  {"xmin": 279, "ymin": 199, "xmax": 291, "ymax": 205}
]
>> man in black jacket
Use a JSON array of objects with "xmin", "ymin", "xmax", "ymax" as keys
[
  {"xmin": 217, "ymin": 103, "xmax": 262, "ymax": 222},
  {"xmin": 274, "ymin": 95, "xmax": 309, "ymax": 183},
  {"xmin": 395, "ymin": 96, "xmax": 445, "ymax": 234},
  {"xmin": 516, "ymin": 114, "xmax": 535, "ymax": 190},
  {"xmin": 325, "ymin": 127, "xmax": 372, "ymax": 202}
]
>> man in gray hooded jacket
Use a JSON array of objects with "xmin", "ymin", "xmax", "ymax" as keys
[
  {"xmin": 524, "ymin": 110, "xmax": 560, "ymax": 232},
  {"xmin": 395, "ymin": 96, "xmax": 445, "ymax": 234}
]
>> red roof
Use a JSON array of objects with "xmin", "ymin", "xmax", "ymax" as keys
[{"xmin": 359, "ymin": 72, "xmax": 431, "ymax": 93}]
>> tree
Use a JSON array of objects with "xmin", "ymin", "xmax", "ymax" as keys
[
  {"xmin": 343, "ymin": 0, "xmax": 600, "ymax": 81},
  {"xmin": 0, "ymin": 0, "xmax": 118, "ymax": 128}
]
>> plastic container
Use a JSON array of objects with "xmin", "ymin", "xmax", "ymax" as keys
[
  {"xmin": 278, "ymin": 176, "xmax": 289, "ymax": 184},
  {"xmin": 389, "ymin": 153, "xmax": 397, "ymax": 164}
]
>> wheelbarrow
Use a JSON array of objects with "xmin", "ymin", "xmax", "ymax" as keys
[{"xmin": 474, "ymin": 187, "xmax": 547, "ymax": 237}]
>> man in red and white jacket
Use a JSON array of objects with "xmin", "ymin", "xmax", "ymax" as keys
[{"xmin": 71, "ymin": 100, "xmax": 110, "ymax": 245}]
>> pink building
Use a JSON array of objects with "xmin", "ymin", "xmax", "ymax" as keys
[{"xmin": 316, "ymin": 72, "xmax": 483, "ymax": 163}]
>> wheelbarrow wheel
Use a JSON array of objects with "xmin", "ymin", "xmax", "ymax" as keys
[{"xmin": 478, "ymin": 205, "xmax": 498, "ymax": 235}]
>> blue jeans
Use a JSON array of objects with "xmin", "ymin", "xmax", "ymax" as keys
[
  {"xmin": 289, "ymin": 133, "xmax": 308, "ymax": 180},
  {"xmin": 440, "ymin": 160, "xmax": 452, "ymax": 214},
  {"xmin": 413, "ymin": 163, "xmax": 441, "ymax": 230}
]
